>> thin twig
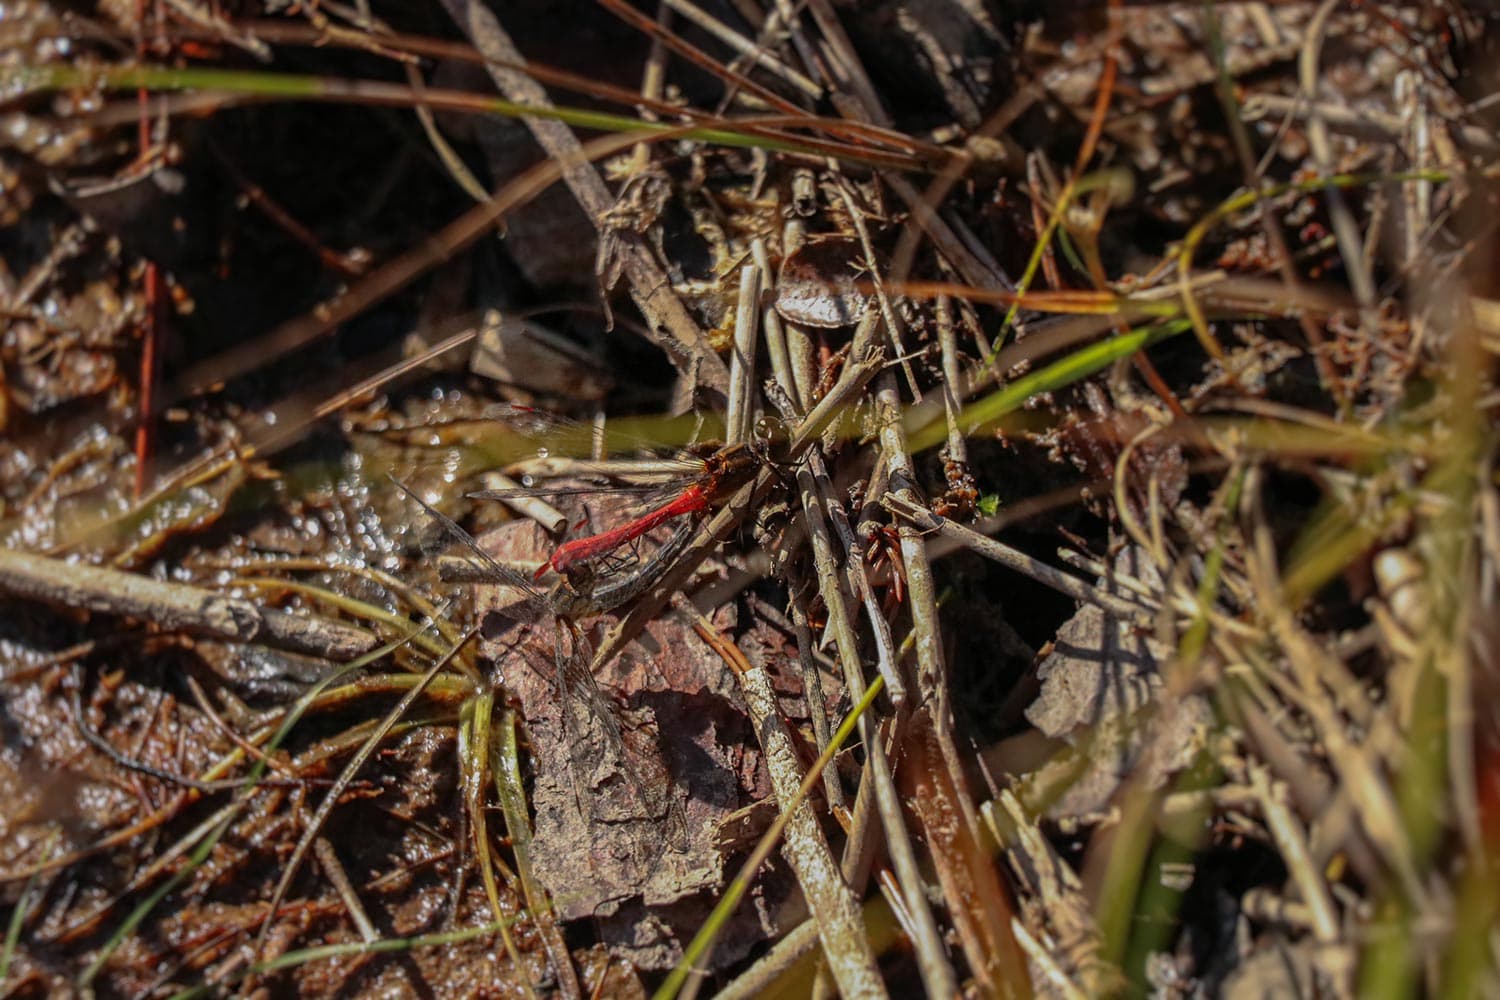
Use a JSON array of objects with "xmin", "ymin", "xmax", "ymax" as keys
[
  {"xmin": 476, "ymin": 470, "xmax": 569, "ymax": 535},
  {"xmin": 789, "ymin": 589, "xmax": 844, "ymax": 811},
  {"xmin": 883, "ymin": 495, "xmax": 1155, "ymax": 625},
  {"xmin": 313, "ymin": 838, "xmax": 379, "ymax": 943},
  {"xmin": 755, "ymin": 237, "xmax": 802, "ymax": 414},
  {"xmin": 0, "ymin": 548, "xmax": 375, "ymax": 660},
  {"xmin": 440, "ymin": 0, "xmax": 729, "ymax": 398},
  {"xmin": 661, "ymin": 0, "xmax": 823, "ymax": 99},
  {"xmin": 1300, "ymin": 0, "xmax": 1378, "ymax": 319}
]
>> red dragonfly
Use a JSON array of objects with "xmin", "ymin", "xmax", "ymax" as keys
[{"xmin": 463, "ymin": 405, "xmax": 759, "ymax": 580}]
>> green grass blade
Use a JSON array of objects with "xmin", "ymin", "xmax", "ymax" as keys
[{"xmin": 908, "ymin": 318, "xmax": 1193, "ymax": 453}]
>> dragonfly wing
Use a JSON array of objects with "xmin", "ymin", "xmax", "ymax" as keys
[
  {"xmin": 390, "ymin": 474, "xmax": 549, "ymax": 622},
  {"xmin": 553, "ymin": 621, "xmax": 681, "ymax": 834}
]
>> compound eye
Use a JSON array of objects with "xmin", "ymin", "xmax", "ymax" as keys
[
  {"xmin": 751, "ymin": 416, "xmax": 793, "ymax": 465},
  {"xmin": 752, "ymin": 415, "xmax": 782, "ymax": 445}
]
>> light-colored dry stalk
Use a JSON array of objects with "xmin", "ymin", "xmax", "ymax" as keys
[
  {"xmin": 755, "ymin": 1, "xmax": 821, "ymax": 98},
  {"xmin": 1240, "ymin": 91, "xmax": 1495, "ymax": 154},
  {"xmin": 313, "ymin": 837, "xmax": 378, "ymax": 943},
  {"xmin": 0, "ymin": 547, "xmax": 374, "ymax": 661},
  {"xmin": 863, "ymin": 722, "xmax": 959, "ymax": 998},
  {"xmin": 1248, "ymin": 764, "xmax": 1344, "ymax": 946},
  {"xmin": 839, "ymin": 752, "xmax": 881, "ymax": 892},
  {"xmin": 1246, "ymin": 509, "xmax": 1430, "ymax": 909},
  {"xmin": 475, "ymin": 470, "xmax": 568, "ymax": 535},
  {"xmin": 874, "ymin": 377, "xmax": 972, "ymax": 825},
  {"xmin": 713, "ymin": 917, "xmax": 821, "ymax": 1000},
  {"xmin": 773, "ymin": 378, "xmax": 955, "ymax": 994},
  {"xmin": 754, "ymin": 237, "xmax": 802, "ymax": 414},
  {"xmin": 792, "ymin": 449, "xmax": 966, "ymax": 989},
  {"xmin": 1224, "ymin": 649, "xmax": 1389, "ymax": 888},
  {"xmin": 778, "ymin": 215, "xmax": 819, "ymax": 408},
  {"xmin": 662, "ymin": 0, "xmax": 822, "ymax": 99},
  {"xmin": 934, "ymin": 295, "xmax": 970, "ymax": 465},
  {"xmin": 875, "ymin": 376, "xmax": 988, "ymax": 995},
  {"xmin": 1011, "ymin": 919, "xmax": 1090, "ymax": 1000},
  {"xmin": 984, "ymin": 791, "xmax": 1110, "ymax": 995},
  {"xmin": 726, "ymin": 261, "xmax": 763, "ymax": 445},
  {"xmin": 629, "ymin": 0, "xmax": 671, "ymax": 172},
  {"xmin": 788, "ymin": 593, "xmax": 844, "ymax": 811},
  {"xmin": 734, "ymin": 650, "xmax": 890, "ymax": 999}
]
